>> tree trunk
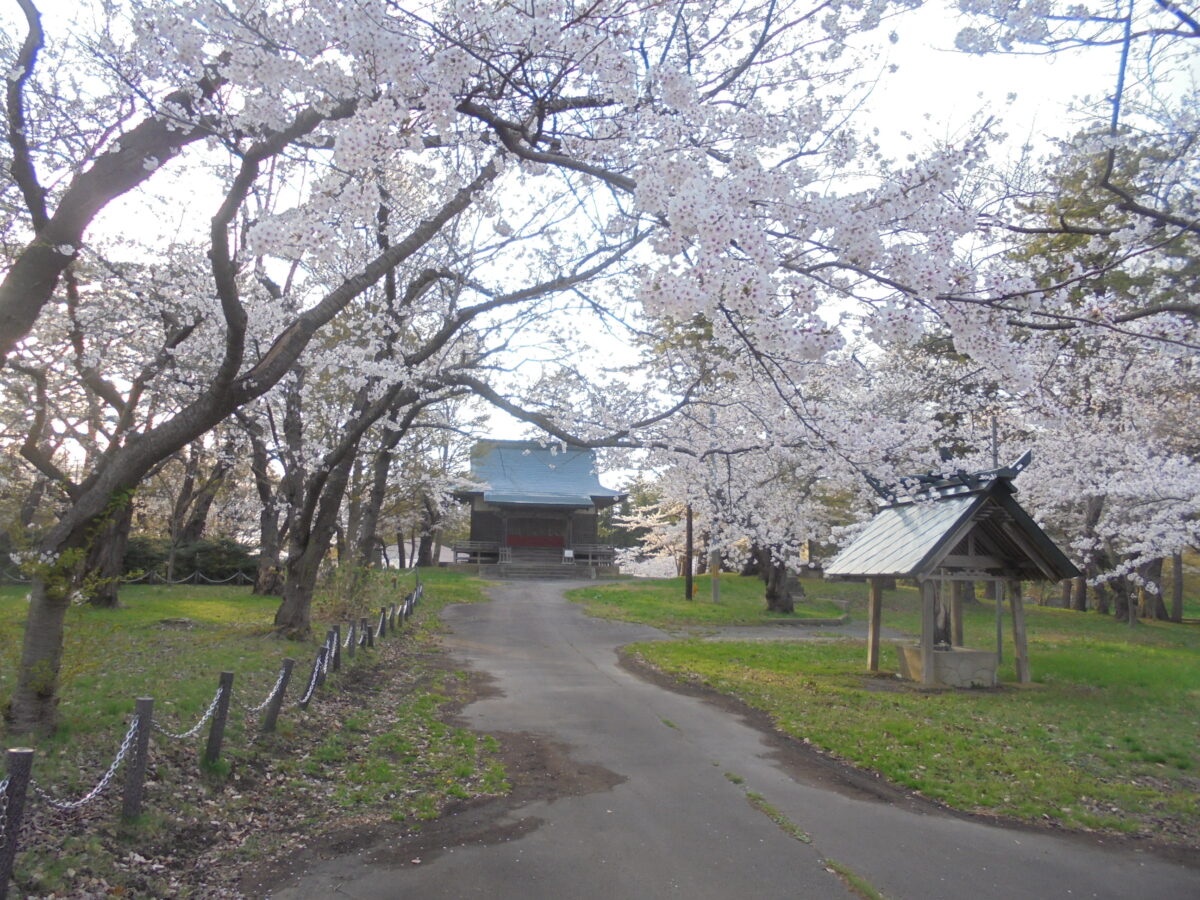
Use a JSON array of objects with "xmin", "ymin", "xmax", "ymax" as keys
[
  {"xmin": 176, "ymin": 455, "xmax": 233, "ymax": 545},
  {"xmin": 242, "ymin": 414, "xmax": 285, "ymax": 595},
  {"xmin": 1137, "ymin": 558, "xmax": 1168, "ymax": 620},
  {"xmin": 5, "ymin": 575, "xmax": 73, "ymax": 735},
  {"xmin": 334, "ymin": 524, "xmax": 347, "ymax": 564},
  {"xmin": 19, "ymin": 477, "xmax": 47, "ymax": 528},
  {"xmin": 273, "ymin": 543, "xmax": 324, "ymax": 639},
  {"xmin": 741, "ymin": 545, "xmax": 763, "ymax": 577},
  {"xmin": 756, "ymin": 547, "xmax": 794, "ymax": 614},
  {"xmin": 1171, "ymin": 551, "xmax": 1184, "ymax": 623},
  {"xmin": 273, "ymin": 454, "xmax": 357, "ymax": 639},
  {"xmin": 356, "ymin": 442, "xmax": 396, "ymax": 568},
  {"xmin": 417, "ymin": 533, "xmax": 435, "ymax": 568},
  {"xmin": 395, "ymin": 531, "xmax": 406, "ymax": 569},
  {"xmin": 1071, "ymin": 575, "xmax": 1087, "ymax": 612},
  {"xmin": 1110, "ymin": 576, "xmax": 1136, "ymax": 626},
  {"xmin": 253, "ymin": 507, "xmax": 284, "ymax": 595},
  {"xmin": 81, "ymin": 500, "xmax": 134, "ymax": 608},
  {"xmin": 696, "ymin": 535, "xmax": 709, "ymax": 575},
  {"xmin": 344, "ymin": 457, "xmax": 364, "ymax": 566},
  {"xmin": 764, "ymin": 561, "xmax": 794, "ymax": 614},
  {"xmin": 1095, "ymin": 580, "xmax": 1110, "ymax": 616}
]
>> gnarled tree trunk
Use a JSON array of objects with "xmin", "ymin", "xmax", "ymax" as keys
[
  {"xmin": 81, "ymin": 499, "xmax": 134, "ymax": 608},
  {"xmin": 755, "ymin": 547, "xmax": 795, "ymax": 614}
]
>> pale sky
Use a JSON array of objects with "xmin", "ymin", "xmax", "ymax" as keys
[{"xmin": 6, "ymin": 0, "xmax": 1117, "ymax": 449}]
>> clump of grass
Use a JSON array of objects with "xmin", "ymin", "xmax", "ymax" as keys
[
  {"xmin": 745, "ymin": 791, "xmax": 812, "ymax": 843},
  {"xmin": 567, "ymin": 574, "xmax": 846, "ymax": 629},
  {"xmin": 823, "ymin": 858, "xmax": 888, "ymax": 900}
]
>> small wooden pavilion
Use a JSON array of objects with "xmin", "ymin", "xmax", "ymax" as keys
[{"xmin": 824, "ymin": 455, "xmax": 1079, "ymax": 687}]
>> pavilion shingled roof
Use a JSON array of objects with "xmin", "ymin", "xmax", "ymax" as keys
[{"xmin": 825, "ymin": 455, "xmax": 1079, "ymax": 582}]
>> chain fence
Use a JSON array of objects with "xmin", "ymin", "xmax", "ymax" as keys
[
  {"xmin": 153, "ymin": 685, "xmax": 225, "ymax": 741},
  {"xmin": 238, "ymin": 665, "xmax": 289, "ymax": 715},
  {"xmin": 33, "ymin": 716, "xmax": 141, "ymax": 813},
  {"xmin": 0, "ymin": 574, "xmax": 424, "ymax": 897},
  {"xmin": 0, "ymin": 568, "xmax": 257, "ymax": 586}
]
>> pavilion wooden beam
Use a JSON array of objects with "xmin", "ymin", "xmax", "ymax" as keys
[
  {"xmin": 866, "ymin": 577, "xmax": 883, "ymax": 672},
  {"xmin": 921, "ymin": 579, "xmax": 937, "ymax": 686}
]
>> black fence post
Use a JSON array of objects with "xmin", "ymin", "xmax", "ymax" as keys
[
  {"xmin": 346, "ymin": 621, "xmax": 356, "ymax": 660},
  {"xmin": 122, "ymin": 697, "xmax": 154, "ymax": 820},
  {"xmin": 378, "ymin": 606, "xmax": 388, "ymax": 639},
  {"xmin": 365, "ymin": 624, "xmax": 375, "ymax": 648},
  {"xmin": 261, "ymin": 659, "xmax": 294, "ymax": 733},
  {"xmin": 0, "ymin": 748, "xmax": 34, "ymax": 899},
  {"xmin": 389, "ymin": 603, "xmax": 397, "ymax": 630},
  {"xmin": 331, "ymin": 625, "xmax": 342, "ymax": 673},
  {"xmin": 203, "ymin": 672, "xmax": 234, "ymax": 767}
]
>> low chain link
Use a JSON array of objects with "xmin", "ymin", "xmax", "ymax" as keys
[
  {"xmin": 238, "ymin": 666, "xmax": 287, "ymax": 715},
  {"xmin": 296, "ymin": 650, "xmax": 323, "ymax": 707},
  {"xmin": 35, "ymin": 715, "xmax": 140, "ymax": 812},
  {"xmin": 0, "ymin": 775, "xmax": 10, "ymax": 848},
  {"xmin": 154, "ymin": 685, "xmax": 224, "ymax": 740}
]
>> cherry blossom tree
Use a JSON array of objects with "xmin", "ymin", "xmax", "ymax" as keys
[{"xmin": 4, "ymin": 0, "xmax": 1189, "ymax": 741}]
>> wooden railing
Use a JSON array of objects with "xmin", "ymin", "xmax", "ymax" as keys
[
  {"xmin": 451, "ymin": 541, "xmax": 499, "ymax": 563},
  {"xmin": 452, "ymin": 541, "xmax": 615, "ymax": 566}
]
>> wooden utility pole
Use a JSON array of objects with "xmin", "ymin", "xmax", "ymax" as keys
[
  {"xmin": 1172, "ymin": 551, "xmax": 1184, "ymax": 623},
  {"xmin": 685, "ymin": 504, "xmax": 694, "ymax": 600},
  {"xmin": 710, "ymin": 548, "xmax": 721, "ymax": 604}
]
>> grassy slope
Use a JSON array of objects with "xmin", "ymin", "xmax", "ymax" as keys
[
  {"xmin": 567, "ymin": 574, "xmax": 845, "ymax": 628},
  {"xmin": 0, "ymin": 568, "xmax": 502, "ymax": 896},
  {"xmin": 589, "ymin": 575, "xmax": 1199, "ymax": 843}
]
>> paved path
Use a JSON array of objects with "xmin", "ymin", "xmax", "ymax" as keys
[{"xmin": 264, "ymin": 581, "xmax": 1199, "ymax": 899}]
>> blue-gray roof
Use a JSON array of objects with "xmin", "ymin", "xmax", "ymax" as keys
[
  {"xmin": 825, "ymin": 477, "xmax": 1079, "ymax": 581},
  {"xmin": 824, "ymin": 494, "xmax": 981, "ymax": 577},
  {"xmin": 460, "ymin": 440, "xmax": 623, "ymax": 508}
]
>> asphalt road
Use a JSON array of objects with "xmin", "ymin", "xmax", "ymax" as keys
[{"xmin": 264, "ymin": 580, "xmax": 1199, "ymax": 899}]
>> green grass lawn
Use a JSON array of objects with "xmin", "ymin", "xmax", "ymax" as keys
[
  {"xmin": 625, "ymin": 577, "xmax": 1200, "ymax": 845},
  {"xmin": 0, "ymin": 567, "xmax": 500, "ymax": 896},
  {"xmin": 0, "ymin": 583, "xmax": 293, "ymax": 758},
  {"xmin": 567, "ymin": 574, "xmax": 846, "ymax": 628}
]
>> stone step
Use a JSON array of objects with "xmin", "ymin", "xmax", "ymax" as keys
[{"xmin": 479, "ymin": 564, "xmax": 614, "ymax": 580}]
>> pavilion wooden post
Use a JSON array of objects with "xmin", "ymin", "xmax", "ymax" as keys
[
  {"xmin": 866, "ymin": 577, "xmax": 883, "ymax": 672},
  {"xmin": 920, "ymin": 578, "xmax": 937, "ymax": 686},
  {"xmin": 1008, "ymin": 578, "xmax": 1031, "ymax": 683},
  {"xmin": 994, "ymin": 580, "xmax": 1004, "ymax": 664},
  {"xmin": 950, "ymin": 581, "xmax": 965, "ymax": 647}
]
